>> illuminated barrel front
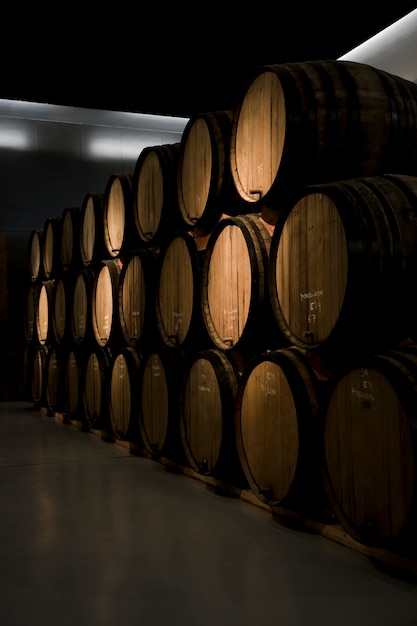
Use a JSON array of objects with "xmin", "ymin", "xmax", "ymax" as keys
[
  {"xmin": 230, "ymin": 60, "xmax": 417, "ymax": 207},
  {"xmin": 118, "ymin": 248, "xmax": 158, "ymax": 349},
  {"xmin": 132, "ymin": 143, "xmax": 183, "ymax": 246},
  {"xmin": 234, "ymin": 347, "xmax": 323, "ymax": 514},
  {"xmin": 268, "ymin": 174, "xmax": 417, "ymax": 355},
  {"xmin": 103, "ymin": 172, "xmax": 136, "ymax": 259},
  {"xmin": 155, "ymin": 231, "xmax": 210, "ymax": 350},
  {"xmin": 34, "ymin": 280, "xmax": 55, "ymax": 347},
  {"xmin": 201, "ymin": 213, "xmax": 278, "ymax": 356},
  {"xmin": 27, "ymin": 229, "xmax": 43, "ymax": 284},
  {"xmin": 177, "ymin": 111, "xmax": 246, "ymax": 233},
  {"xmin": 79, "ymin": 191, "xmax": 107, "ymax": 268},
  {"xmin": 91, "ymin": 259, "xmax": 122, "ymax": 349},
  {"xmin": 51, "ymin": 275, "xmax": 71, "ymax": 346}
]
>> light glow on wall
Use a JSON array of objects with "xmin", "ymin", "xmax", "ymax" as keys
[
  {"xmin": 338, "ymin": 9, "xmax": 417, "ymax": 83},
  {"xmin": 0, "ymin": 128, "xmax": 32, "ymax": 150},
  {"xmin": 87, "ymin": 136, "xmax": 160, "ymax": 161},
  {"xmin": 0, "ymin": 98, "xmax": 188, "ymax": 161}
]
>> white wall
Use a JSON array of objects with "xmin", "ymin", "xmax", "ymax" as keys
[
  {"xmin": 338, "ymin": 9, "xmax": 417, "ymax": 83},
  {"xmin": 0, "ymin": 99, "xmax": 188, "ymax": 236}
]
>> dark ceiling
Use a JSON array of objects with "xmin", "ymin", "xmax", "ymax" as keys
[{"xmin": 2, "ymin": 6, "xmax": 417, "ymax": 118}]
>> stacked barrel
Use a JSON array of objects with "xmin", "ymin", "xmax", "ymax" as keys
[{"xmin": 21, "ymin": 60, "xmax": 417, "ymax": 557}]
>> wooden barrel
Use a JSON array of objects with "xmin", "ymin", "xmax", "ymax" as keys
[
  {"xmin": 179, "ymin": 348, "xmax": 245, "ymax": 484},
  {"xmin": 91, "ymin": 259, "xmax": 121, "ymax": 348},
  {"xmin": 44, "ymin": 345, "xmax": 64, "ymax": 415},
  {"xmin": 79, "ymin": 191, "xmax": 107, "ymax": 267},
  {"xmin": 155, "ymin": 231, "xmax": 210, "ymax": 350},
  {"xmin": 60, "ymin": 205, "xmax": 81, "ymax": 273},
  {"xmin": 34, "ymin": 280, "xmax": 55, "ymax": 346},
  {"xmin": 50, "ymin": 275, "xmax": 71, "ymax": 346},
  {"xmin": 137, "ymin": 348, "xmax": 185, "ymax": 462},
  {"xmin": 82, "ymin": 345, "xmax": 112, "ymax": 431},
  {"xmin": 103, "ymin": 172, "xmax": 136, "ymax": 258},
  {"xmin": 42, "ymin": 216, "xmax": 62, "ymax": 280},
  {"xmin": 62, "ymin": 347, "xmax": 85, "ymax": 421},
  {"xmin": 118, "ymin": 248, "xmax": 158, "ymax": 349},
  {"xmin": 27, "ymin": 229, "xmax": 43, "ymax": 284},
  {"xmin": 19, "ymin": 345, "xmax": 48, "ymax": 406},
  {"xmin": 132, "ymin": 143, "xmax": 183, "ymax": 245},
  {"xmin": 108, "ymin": 346, "xmax": 142, "ymax": 441},
  {"xmin": 230, "ymin": 60, "xmax": 417, "ymax": 207},
  {"xmin": 268, "ymin": 174, "xmax": 417, "ymax": 356},
  {"xmin": 69, "ymin": 267, "xmax": 95, "ymax": 346},
  {"xmin": 322, "ymin": 347, "xmax": 417, "ymax": 547},
  {"xmin": 234, "ymin": 347, "xmax": 324, "ymax": 515},
  {"xmin": 30, "ymin": 344, "xmax": 48, "ymax": 406},
  {"xmin": 177, "ymin": 111, "xmax": 247, "ymax": 233},
  {"xmin": 201, "ymin": 213, "xmax": 279, "ymax": 356}
]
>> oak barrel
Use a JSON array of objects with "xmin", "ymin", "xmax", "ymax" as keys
[
  {"xmin": 44, "ymin": 345, "xmax": 64, "ymax": 415},
  {"xmin": 177, "ymin": 111, "xmax": 246, "ymax": 232},
  {"xmin": 234, "ymin": 347, "xmax": 323, "ymax": 514},
  {"xmin": 20, "ymin": 347, "xmax": 33, "ymax": 402},
  {"xmin": 132, "ymin": 143, "xmax": 183, "ymax": 245},
  {"xmin": 69, "ymin": 267, "xmax": 95, "ymax": 346},
  {"xmin": 230, "ymin": 60, "xmax": 417, "ymax": 206},
  {"xmin": 82, "ymin": 345, "xmax": 112, "ymax": 431},
  {"xmin": 179, "ymin": 348, "xmax": 244, "ymax": 484},
  {"xmin": 91, "ymin": 259, "xmax": 122, "ymax": 348},
  {"xmin": 79, "ymin": 191, "xmax": 107, "ymax": 267},
  {"xmin": 322, "ymin": 347, "xmax": 417, "ymax": 547},
  {"xmin": 118, "ymin": 248, "xmax": 158, "ymax": 349},
  {"xmin": 27, "ymin": 229, "xmax": 43, "ymax": 284},
  {"xmin": 51, "ymin": 275, "xmax": 71, "ymax": 346},
  {"xmin": 268, "ymin": 174, "xmax": 417, "ymax": 355},
  {"xmin": 155, "ymin": 231, "xmax": 210, "ymax": 350},
  {"xmin": 108, "ymin": 346, "xmax": 142, "ymax": 441},
  {"xmin": 201, "ymin": 213, "xmax": 278, "ymax": 355},
  {"xmin": 34, "ymin": 280, "xmax": 55, "ymax": 347},
  {"xmin": 103, "ymin": 172, "xmax": 135, "ymax": 258}
]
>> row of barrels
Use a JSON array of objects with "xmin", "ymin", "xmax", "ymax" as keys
[
  {"xmin": 24, "ymin": 217, "xmax": 273, "ymax": 359},
  {"xmin": 28, "ymin": 59, "xmax": 417, "ymax": 284},
  {"xmin": 25, "ymin": 170, "xmax": 417, "ymax": 366},
  {"xmin": 20, "ymin": 334, "xmax": 417, "ymax": 554},
  {"xmin": 20, "ymin": 58, "xmax": 417, "ymax": 561},
  {"xmin": 26, "ymin": 118, "xmax": 244, "ymax": 287},
  {"xmin": 21, "ymin": 169, "xmax": 417, "ymax": 556}
]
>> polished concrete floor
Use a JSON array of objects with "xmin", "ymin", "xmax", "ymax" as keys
[{"xmin": 1, "ymin": 400, "xmax": 417, "ymax": 626}]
